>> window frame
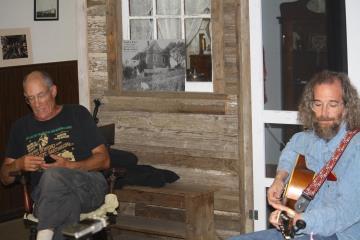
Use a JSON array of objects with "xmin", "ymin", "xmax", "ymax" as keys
[{"xmin": 106, "ymin": 0, "xmax": 224, "ymax": 95}]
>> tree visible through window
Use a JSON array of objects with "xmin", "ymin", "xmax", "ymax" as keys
[{"xmin": 122, "ymin": 0, "xmax": 212, "ymax": 91}]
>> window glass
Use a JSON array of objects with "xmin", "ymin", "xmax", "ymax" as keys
[
  {"xmin": 185, "ymin": 18, "xmax": 211, "ymax": 54},
  {"xmin": 123, "ymin": 0, "xmax": 213, "ymax": 91},
  {"xmin": 157, "ymin": 0, "xmax": 180, "ymax": 15},
  {"xmin": 130, "ymin": 20, "xmax": 153, "ymax": 40},
  {"xmin": 157, "ymin": 19, "xmax": 181, "ymax": 39},
  {"xmin": 185, "ymin": 0, "xmax": 211, "ymax": 15},
  {"xmin": 264, "ymin": 123, "xmax": 302, "ymax": 178},
  {"xmin": 185, "ymin": 18, "xmax": 212, "ymax": 82},
  {"xmin": 129, "ymin": 0, "xmax": 152, "ymax": 16}
]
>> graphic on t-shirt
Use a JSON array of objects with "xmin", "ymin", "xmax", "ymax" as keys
[
  {"xmin": 38, "ymin": 134, "xmax": 48, "ymax": 152},
  {"xmin": 25, "ymin": 126, "xmax": 76, "ymax": 161}
]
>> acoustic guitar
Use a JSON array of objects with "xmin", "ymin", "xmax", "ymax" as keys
[{"xmin": 279, "ymin": 154, "xmax": 314, "ymax": 239}]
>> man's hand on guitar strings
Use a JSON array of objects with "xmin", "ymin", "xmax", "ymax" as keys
[
  {"xmin": 269, "ymin": 209, "xmax": 283, "ymax": 230},
  {"xmin": 272, "ymin": 202, "xmax": 303, "ymax": 227},
  {"xmin": 268, "ymin": 170, "xmax": 289, "ymax": 207},
  {"xmin": 267, "ymin": 178, "xmax": 285, "ymax": 207}
]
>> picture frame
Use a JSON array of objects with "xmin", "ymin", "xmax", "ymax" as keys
[
  {"xmin": 122, "ymin": 39, "xmax": 186, "ymax": 91},
  {"xmin": 34, "ymin": 0, "xmax": 59, "ymax": 21},
  {"xmin": 0, "ymin": 28, "xmax": 33, "ymax": 67}
]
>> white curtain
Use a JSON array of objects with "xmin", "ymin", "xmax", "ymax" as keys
[
  {"xmin": 157, "ymin": 19, "xmax": 181, "ymax": 39},
  {"xmin": 157, "ymin": 0, "xmax": 180, "ymax": 15},
  {"xmin": 156, "ymin": 0, "xmax": 211, "ymax": 42},
  {"xmin": 129, "ymin": 0, "xmax": 153, "ymax": 39},
  {"xmin": 129, "ymin": 0, "xmax": 210, "ymax": 42},
  {"xmin": 129, "ymin": 0, "xmax": 152, "ymax": 16},
  {"xmin": 157, "ymin": 0, "xmax": 180, "ymax": 39},
  {"xmin": 184, "ymin": 0, "xmax": 211, "ymax": 50},
  {"xmin": 130, "ymin": 20, "xmax": 153, "ymax": 40}
]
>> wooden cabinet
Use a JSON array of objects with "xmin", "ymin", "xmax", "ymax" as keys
[
  {"xmin": 279, "ymin": 0, "xmax": 327, "ymax": 111},
  {"xmin": 188, "ymin": 54, "xmax": 212, "ymax": 82}
]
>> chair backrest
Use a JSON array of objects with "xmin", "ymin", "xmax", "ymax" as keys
[{"xmin": 98, "ymin": 123, "xmax": 115, "ymax": 147}]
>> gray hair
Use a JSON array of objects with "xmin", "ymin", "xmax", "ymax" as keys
[
  {"xmin": 298, "ymin": 70, "xmax": 360, "ymax": 130},
  {"xmin": 23, "ymin": 71, "xmax": 54, "ymax": 88}
]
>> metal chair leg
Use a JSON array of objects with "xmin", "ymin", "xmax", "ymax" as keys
[{"xmin": 29, "ymin": 225, "xmax": 37, "ymax": 240}]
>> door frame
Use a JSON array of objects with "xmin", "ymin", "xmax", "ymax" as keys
[{"xmin": 249, "ymin": 0, "xmax": 360, "ymax": 231}]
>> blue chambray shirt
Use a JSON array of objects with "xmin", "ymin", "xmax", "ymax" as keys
[{"xmin": 277, "ymin": 123, "xmax": 360, "ymax": 239}]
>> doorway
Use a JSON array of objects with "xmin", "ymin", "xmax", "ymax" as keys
[{"xmin": 250, "ymin": 0, "xmax": 347, "ymax": 230}]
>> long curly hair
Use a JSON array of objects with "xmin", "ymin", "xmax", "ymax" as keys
[{"xmin": 298, "ymin": 70, "xmax": 360, "ymax": 130}]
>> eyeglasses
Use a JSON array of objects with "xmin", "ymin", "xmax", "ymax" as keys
[
  {"xmin": 310, "ymin": 100, "xmax": 344, "ymax": 111},
  {"xmin": 24, "ymin": 90, "xmax": 50, "ymax": 104}
]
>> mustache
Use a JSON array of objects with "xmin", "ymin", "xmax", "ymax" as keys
[{"xmin": 315, "ymin": 116, "xmax": 336, "ymax": 121}]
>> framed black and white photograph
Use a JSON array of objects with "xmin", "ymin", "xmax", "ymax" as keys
[
  {"xmin": 34, "ymin": 0, "xmax": 59, "ymax": 21},
  {"xmin": 122, "ymin": 39, "xmax": 186, "ymax": 92},
  {"xmin": 0, "ymin": 28, "xmax": 33, "ymax": 67}
]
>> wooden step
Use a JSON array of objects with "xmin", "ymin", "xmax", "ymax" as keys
[{"xmin": 112, "ymin": 215, "xmax": 185, "ymax": 239}]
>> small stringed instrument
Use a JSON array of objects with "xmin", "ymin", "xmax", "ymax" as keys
[{"xmin": 279, "ymin": 154, "xmax": 314, "ymax": 239}]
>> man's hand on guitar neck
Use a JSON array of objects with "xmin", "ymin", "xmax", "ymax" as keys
[{"xmin": 267, "ymin": 170, "xmax": 289, "ymax": 207}]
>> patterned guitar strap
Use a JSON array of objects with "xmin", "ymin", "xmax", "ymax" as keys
[{"xmin": 294, "ymin": 129, "xmax": 360, "ymax": 213}]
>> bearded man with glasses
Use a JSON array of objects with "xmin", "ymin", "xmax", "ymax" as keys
[
  {"xmin": 228, "ymin": 70, "xmax": 360, "ymax": 240},
  {"xmin": 0, "ymin": 71, "xmax": 110, "ymax": 240}
]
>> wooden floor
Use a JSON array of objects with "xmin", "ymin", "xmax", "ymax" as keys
[
  {"xmin": 0, "ymin": 217, "xmax": 183, "ymax": 240},
  {"xmin": 111, "ymin": 228, "xmax": 182, "ymax": 240},
  {"xmin": 0, "ymin": 217, "xmax": 203, "ymax": 240},
  {"xmin": 0, "ymin": 218, "xmax": 29, "ymax": 240}
]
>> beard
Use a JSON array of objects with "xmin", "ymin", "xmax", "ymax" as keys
[{"xmin": 313, "ymin": 113, "xmax": 344, "ymax": 141}]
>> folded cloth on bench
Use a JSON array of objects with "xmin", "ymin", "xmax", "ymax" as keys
[
  {"xmin": 109, "ymin": 148, "xmax": 138, "ymax": 168},
  {"xmin": 114, "ymin": 165, "xmax": 180, "ymax": 189}
]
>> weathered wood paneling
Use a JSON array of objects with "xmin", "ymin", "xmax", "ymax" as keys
[
  {"xmin": 86, "ymin": 0, "xmax": 247, "ymax": 238},
  {"xmin": 99, "ymin": 95, "xmax": 232, "ymax": 114}
]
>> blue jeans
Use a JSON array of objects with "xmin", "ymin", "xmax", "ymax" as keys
[
  {"xmin": 32, "ymin": 168, "xmax": 108, "ymax": 240},
  {"xmin": 228, "ymin": 228, "xmax": 338, "ymax": 240}
]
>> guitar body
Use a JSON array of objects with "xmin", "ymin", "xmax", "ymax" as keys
[
  {"xmin": 282, "ymin": 154, "xmax": 315, "ymax": 210},
  {"xmin": 280, "ymin": 154, "xmax": 314, "ymax": 239}
]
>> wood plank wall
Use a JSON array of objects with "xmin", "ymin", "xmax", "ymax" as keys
[{"xmin": 87, "ymin": 0, "xmax": 245, "ymax": 238}]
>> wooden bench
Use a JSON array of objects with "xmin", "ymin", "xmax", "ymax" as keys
[{"xmin": 112, "ymin": 183, "xmax": 216, "ymax": 240}]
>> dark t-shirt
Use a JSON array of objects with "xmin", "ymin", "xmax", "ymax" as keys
[{"xmin": 5, "ymin": 104, "xmax": 106, "ymax": 187}]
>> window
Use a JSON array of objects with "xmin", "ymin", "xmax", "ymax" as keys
[{"xmin": 121, "ymin": 0, "xmax": 213, "ymax": 92}]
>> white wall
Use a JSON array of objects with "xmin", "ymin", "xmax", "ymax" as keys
[
  {"xmin": 0, "ymin": 0, "xmax": 77, "ymax": 64},
  {"xmin": 346, "ymin": 0, "xmax": 360, "ymax": 90}
]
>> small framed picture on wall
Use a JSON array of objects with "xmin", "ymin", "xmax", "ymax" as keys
[
  {"xmin": 0, "ymin": 28, "xmax": 33, "ymax": 67},
  {"xmin": 34, "ymin": 0, "xmax": 59, "ymax": 21}
]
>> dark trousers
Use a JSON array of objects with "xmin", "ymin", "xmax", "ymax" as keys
[{"xmin": 32, "ymin": 168, "xmax": 108, "ymax": 240}]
